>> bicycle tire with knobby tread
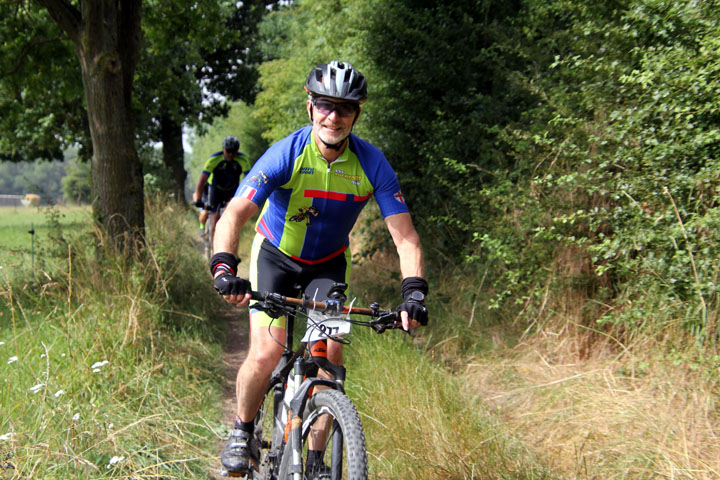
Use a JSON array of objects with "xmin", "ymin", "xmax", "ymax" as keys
[{"xmin": 278, "ymin": 388, "xmax": 368, "ymax": 480}]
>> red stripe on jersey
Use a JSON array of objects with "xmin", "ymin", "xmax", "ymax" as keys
[
  {"xmin": 305, "ymin": 189, "xmax": 347, "ymax": 201},
  {"xmin": 239, "ymin": 185, "xmax": 257, "ymax": 201},
  {"xmin": 256, "ymin": 217, "xmax": 275, "ymax": 241},
  {"xmin": 291, "ymin": 245, "xmax": 348, "ymax": 264},
  {"xmin": 354, "ymin": 193, "xmax": 372, "ymax": 201}
]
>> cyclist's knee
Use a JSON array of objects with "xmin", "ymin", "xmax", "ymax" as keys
[
  {"xmin": 327, "ymin": 339, "xmax": 343, "ymax": 364},
  {"xmin": 247, "ymin": 337, "xmax": 284, "ymax": 369}
]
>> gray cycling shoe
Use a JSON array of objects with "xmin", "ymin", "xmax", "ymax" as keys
[
  {"xmin": 305, "ymin": 462, "xmax": 331, "ymax": 480},
  {"xmin": 221, "ymin": 429, "xmax": 252, "ymax": 475}
]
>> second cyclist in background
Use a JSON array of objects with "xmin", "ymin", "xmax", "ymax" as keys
[{"xmin": 193, "ymin": 135, "xmax": 252, "ymax": 235}]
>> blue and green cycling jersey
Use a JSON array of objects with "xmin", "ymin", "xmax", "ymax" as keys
[
  {"xmin": 236, "ymin": 126, "xmax": 409, "ymax": 263},
  {"xmin": 202, "ymin": 151, "xmax": 252, "ymax": 191}
]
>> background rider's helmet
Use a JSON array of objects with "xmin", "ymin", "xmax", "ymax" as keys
[
  {"xmin": 304, "ymin": 61, "xmax": 368, "ymax": 104},
  {"xmin": 222, "ymin": 135, "xmax": 240, "ymax": 153}
]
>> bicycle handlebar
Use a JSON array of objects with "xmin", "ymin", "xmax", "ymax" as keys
[
  {"xmin": 250, "ymin": 290, "xmax": 375, "ymax": 315},
  {"xmin": 249, "ymin": 290, "xmax": 402, "ymax": 334}
]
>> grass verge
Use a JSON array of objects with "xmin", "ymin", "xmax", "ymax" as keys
[{"xmin": 0, "ymin": 198, "xmax": 228, "ymax": 479}]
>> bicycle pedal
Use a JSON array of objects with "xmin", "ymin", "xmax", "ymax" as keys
[{"xmin": 219, "ymin": 468, "xmax": 246, "ymax": 478}]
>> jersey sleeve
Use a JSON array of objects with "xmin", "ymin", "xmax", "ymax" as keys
[
  {"xmin": 235, "ymin": 128, "xmax": 309, "ymax": 206},
  {"xmin": 202, "ymin": 152, "xmax": 223, "ymax": 176},
  {"xmin": 237, "ymin": 153, "xmax": 252, "ymax": 174},
  {"xmin": 353, "ymin": 136, "xmax": 410, "ymax": 218}
]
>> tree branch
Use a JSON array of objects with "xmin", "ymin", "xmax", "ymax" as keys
[
  {"xmin": 33, "ymin": 0, "xmax": 81, "ymax": 42},
  {"xmin": 5, "ymin": 35, "xmax": 67, "ymax": 76}
]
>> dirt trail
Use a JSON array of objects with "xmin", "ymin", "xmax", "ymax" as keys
[{"xmin": 208, "ymin": 303, "xmax": 249, "ymax": 480}]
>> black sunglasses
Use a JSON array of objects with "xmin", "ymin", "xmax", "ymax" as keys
[{"xmin": 312, "ymin": 98, "xmax": 359, "ymax": 118}]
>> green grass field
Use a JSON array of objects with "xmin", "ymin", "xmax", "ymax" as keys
[{"xmin": 0, "ymin": 205, "xmax": 90, "ymax": 266}]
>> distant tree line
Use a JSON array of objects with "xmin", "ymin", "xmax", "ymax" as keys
[{"xmin": 0, "ymin": 153, "xmax": 89, "ymax": 204}]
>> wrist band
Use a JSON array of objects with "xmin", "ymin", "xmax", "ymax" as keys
[
  {"xmin": 401, "ymin": 276, "xmax": 428, "ymax": 299},
  {"xmin": 210, "ymin": 252, "xmax": 239, "ymax": 276}
]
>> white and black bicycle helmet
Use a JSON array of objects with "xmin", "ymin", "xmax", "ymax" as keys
[
  {"xmin": 222, "ymin": 135, "xmax": 240, "ymax": 153},
  {"xmin": 304, "ymin": 61, "xmax": 368, "ymax": 104}
]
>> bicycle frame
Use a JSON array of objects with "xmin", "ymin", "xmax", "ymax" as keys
[{"xmin": 245, "ymin": 286, "xmax": 400, "ymax": 480}]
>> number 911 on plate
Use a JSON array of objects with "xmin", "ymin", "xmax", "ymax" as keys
[{"xmin": 302, "ymin": 316, "xmax": 351, "ymax": 342}]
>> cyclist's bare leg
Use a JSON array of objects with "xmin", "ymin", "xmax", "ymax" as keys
[
  {"xmin": 211, "ymin": 211, "xmax": 221, "ymax": 230},
  {"xmin": 199, "ymin": 209, "xmax": 210, "ymax": 226},
  {"xmin": 308, "ymin": 339, "xmax": 343, "ymax": 451},
  {"xmin": 235, "ymin": 323, "xmax": 286, "ymax": 422}
]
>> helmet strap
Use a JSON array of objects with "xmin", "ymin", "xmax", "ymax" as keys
[{"xmin": 319, "ymin": 137, "xmax": 346, "ymax": 151}]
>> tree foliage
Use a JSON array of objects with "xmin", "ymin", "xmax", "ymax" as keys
[
  {"xmin": 475, "ymin": 0, "xmax": 720, "ymax": 343},
  {"xmin": 0, "ymin": 2, "xmax": 88, "ymax": 162},
  {"xmin": 251, "ymin": 0, "xmax": 720, "ymax": 346}
]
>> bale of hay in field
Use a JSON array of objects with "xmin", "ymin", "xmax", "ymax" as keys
[{"xmin": 21, "ymin": 193, "xmax": 41, "ymax": 207}]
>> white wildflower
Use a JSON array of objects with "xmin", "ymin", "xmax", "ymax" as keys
[
  {"xmin": 40, "ymin": 354, "xmax": 46, "ymax": 359},
  {"xmin": 107, "ymin": 456, "xmax": 124, "ymax": 469},
  {"xmin": 29, "ymin": 383, "xmax": 45, "ymax": 394},
  {"xmin": 54, "ymin": 390, "xmax": 65, "ymax": 398},
  {"xmin": 72, "ymin": 413, "xmax": 80, "ymax": 421},
  {"xmin": 7, "ymin": 356, "xmax": 18, "ymax": 364},
  {"xmin": 0, "ymin": 341, "xmax": 5, "ymax": 346},
  {"xmin": 107, "ymin": 423, "xmax": 114, "ymax": 430},
  {"xmin": 91, "ymin": 360, "xmax": 109, "ymax": 372},
  {"xmin": 0, "ymin": 433, "xmax": 11, "ymax": 441}
]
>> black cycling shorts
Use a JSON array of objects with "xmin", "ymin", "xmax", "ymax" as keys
[
  {"xmin": 207, "ymin": 185, "xmax": 236, "ymax": 213},
  {"xmin": 248, "ymin": 234, "xmax": 350, "ymax": 329}
]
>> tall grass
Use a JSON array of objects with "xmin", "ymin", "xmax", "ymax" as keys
[
  {"xmin": 0, "ymin": 197, "xmax": 228, "ymax": 479},
  {"xmin": 346, "ymin": 255, "xmax": 556, "ymax": 479},
  {"xmin": 454, "ymin": 258, "xmax": 720, "ymax": 479}
]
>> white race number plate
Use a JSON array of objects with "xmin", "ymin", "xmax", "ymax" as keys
[{"xmin": 302, "ymin": 316, "xmax": 351, "ymax": 342}]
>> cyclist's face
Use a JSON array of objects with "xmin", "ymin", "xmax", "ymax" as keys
[
  {"xmin": 307, "ymin": 96, "xmax": 361, "ymax": 147},
  {"xmin": 223, "ymin": 148, "xmax": 237, "ymax": 160}
]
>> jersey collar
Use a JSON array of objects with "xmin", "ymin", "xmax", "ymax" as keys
[{"xmin": 310, "ymin": 129, "xmax": 351, "ymax": 166}]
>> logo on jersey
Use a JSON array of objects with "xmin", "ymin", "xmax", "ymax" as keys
[
  {"xmin": 239, "ymin": 185, "xmax": 257, "ymax": 201},
  {"xmin": 248, "ymin": 171, "xmax": 269, "ymax": 187},
  {"xmin": 300, "ymin": 167, "xmax": 315, "ymax": 175},
  {"xmin": 333, "ymin": 169, "xmax": 361, "ymax": 186},
  {"xmin": 393, "ymin": 191, "xmax": 405, "ymax": 204},
  {"xmin": 289, "ymin": 206, "xmax": 320, "ymax": 226}
]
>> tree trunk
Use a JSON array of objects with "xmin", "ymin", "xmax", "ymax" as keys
[
  {"xmin": 37, "ymin": 0, "xmax": 145, "ymax": 251},
  {"xmin": 159, "ymin": 112, "xmax": 187, "ymax": 203}
]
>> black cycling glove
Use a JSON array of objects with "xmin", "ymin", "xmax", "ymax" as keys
[
  {"xmin": 396, "ymin": 300, "xmax": 428, "ymax": 326},
  {"xmin": 214, "ymin": 273, "xmax": 251, "ymax": 296},
  {"xmin": 396, "ymin": 276, "xmax": 429, "ymax": 326}
]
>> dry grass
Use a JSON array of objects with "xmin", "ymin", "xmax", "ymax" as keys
[{"xmin": 463, "ymin": 327, "xmax": 720, "ymax": 480}]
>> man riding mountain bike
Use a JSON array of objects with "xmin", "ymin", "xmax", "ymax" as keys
[
  {"xmin": 209, "ymin": 61, "xmax": 430, "ymax": 478},
  {"xmin": 193, "ymin": 135, "xmax": 251, "ymax": 235}
]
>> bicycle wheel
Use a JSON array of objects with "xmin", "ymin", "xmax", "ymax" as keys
[
  {"xmin": 281, "ymin": 389, "xmax": 368, "ymax": 480},
  {"xmin": 247, "ymin": 384, "xmax": 284, "ymax": 480},
  {"xmin": 204, "ymin": 220, "xmax": 212, "ymax": 261}
]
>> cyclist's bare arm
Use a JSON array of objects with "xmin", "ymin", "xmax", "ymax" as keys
[
  {"xmin": 213, "ymin": 196, "xmax": 259, "ymax": 306},
  {"xmin": 193, "ymin": 172, "xmax": 210, "ymax": 203},
  {"xmin": 385, "ymin": 212, "xmax": 424, "ymax": 278},
  {"xmin": 384, "ymin": 212, "xmax": 425, "ymax": 329}
]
